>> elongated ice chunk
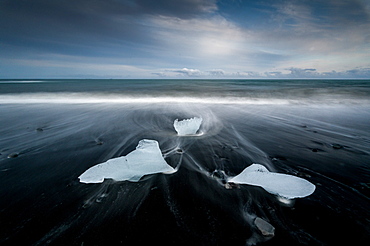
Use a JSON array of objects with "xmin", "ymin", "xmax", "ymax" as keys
[
  {"xmin": 174, "ymin": 117, "xmax": 202, "ymax": 135},
  {"xmin": 228, "ymin": 164, "xmax": 315, "ymax": 199},
  {"xmin": 79, "ymin": 139, "xmax": 176, "ymax": 183}
]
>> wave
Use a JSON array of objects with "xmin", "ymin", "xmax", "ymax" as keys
[
  {"xmin": 0, "ymin": 92, "xmax": 369, "ymax": 105},
  {"xmin": 0, "ymin": 80, "xmax": 45, "ymax": 83}
]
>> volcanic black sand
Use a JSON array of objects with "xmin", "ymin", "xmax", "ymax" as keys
[{"xmin": 0, "ymin": 102, "xmax": 369, "ymax": 245}]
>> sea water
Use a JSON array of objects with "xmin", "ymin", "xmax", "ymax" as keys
[{"xmin": 0, "ymin": 79, "xmax": 369, "ymax": 245}]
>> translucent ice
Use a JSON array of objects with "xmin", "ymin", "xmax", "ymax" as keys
[
  {"xmin": 79, "ymin": 139, "xmax": 176, "ymax": 183},
  {"xmin": 228, "ymin": 164, "xmax": 315, "ymax": 199},
  {"xmin": 254, "ymin": 217, "xmax": 275, "ymax": 237},
  {"xmin": 174, "ymin": 117, "xmax": 202, "ymax": 135}
]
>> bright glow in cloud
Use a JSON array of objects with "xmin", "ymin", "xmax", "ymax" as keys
[{"xmin": 149, "ymin": 15, "xmax": 247, "ymax": 58}]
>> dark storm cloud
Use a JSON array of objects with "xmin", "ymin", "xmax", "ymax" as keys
[
  {"xmin": 136, "ymin": 0, "xmax": 217, "ymax": 17},
  {"xmin": 0, "ymin": 0, "xmax": 217, "ymax": 56},
  {"xmin": 0, "ymin": 0, "xmax": 217, "ymax": 32},
  {"xmin": 0, "ymin": 0, "xmax": 217, "ymax": 20},
  {"xmin": 0, "ymin": 0, "xmax": 140, "ymax": 56}
]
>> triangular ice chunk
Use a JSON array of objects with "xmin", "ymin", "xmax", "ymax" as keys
[
  {"xmin": 228, "ymin": 164, "xmax": 315, "ymax": 199},
  {"xmin": 174, "ymin": 117, "xmax": 202, "ymax": 136},
  {"xmin": 79, "ymin": 139, "xmax": 176, "ymax": 183}
]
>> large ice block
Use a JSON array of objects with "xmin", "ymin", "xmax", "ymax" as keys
[
  {"xmin": 79, "ymin": 139, "xmax": 176, "ymax": 183},
  {"xmin": 174, "ymin": 117, "xmax": 202, "ymax": 135},
  {"xmin": 228, "ymin": 164, "xmax": 316, "ymax": 199}
]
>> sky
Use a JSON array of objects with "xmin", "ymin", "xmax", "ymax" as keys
[{"xmin": 0, "ymin": 0, "xmax": 370, "ymax": 79}]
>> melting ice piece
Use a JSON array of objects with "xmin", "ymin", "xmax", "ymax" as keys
[
  {"xmin": 228, "ymin": 164, "xmax": 315, "ymax": 199},
  {"xmin": 174, "ymin": 117, "xmax": 202, "ymax": 135},
  {"xmin": 79, "ymin": 139, "xmax": 176, "ymax": 183},
  {"xmin": 254, "ymin": 217, "xmax": 275, "ymax": 237}
]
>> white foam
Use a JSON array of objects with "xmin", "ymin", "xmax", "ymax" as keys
[
  {"xmin": 174, "ymin": 117, "xmax": 203, "ymax": 135},
  {"xmin": 4, "ymin": 93, "xmax": 365, "ymax": 105},
  {"xmin": 0, "ymin": 80, "xmax": 44, "ymax": 83},
  {"xmin": 228, "ymin": 164, "xmax": 316, "ymax": 199},
  {"xmin": 79, "ymin": 139, "xmax": 176, "ymax": 183},
  {"xmin": 0, "ymin": 93, "xmax": 291, "ymax": 105}
]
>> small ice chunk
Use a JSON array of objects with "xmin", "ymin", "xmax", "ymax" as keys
[
  {"xmin": 227, "ymin": 164, "xmax": 316, "ymax": 199},
  {"xmin": 79, "ymin": 139, "xmax": 176, "ymax": 184},
  {"xmin": 254, "ymin": 217, "xmax": 275, "ymax": 237},
  {"xmin": 174, "ymin": 117, "xmax": 202, "ymax": 135}
]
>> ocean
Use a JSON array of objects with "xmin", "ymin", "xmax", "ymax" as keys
[{"xmin": 0, "ymin": 79, "xmax": 369, "ymax": 245}]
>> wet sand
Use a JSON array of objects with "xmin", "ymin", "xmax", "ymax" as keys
[{"xmin": 0, "ymin": 103, "xmax": 369, "ymax": 245}]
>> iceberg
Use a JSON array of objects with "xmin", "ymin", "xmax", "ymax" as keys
[
  {"xmin": 174, "ymin": 117, "xmax": 203, "ymax": 136},
  {"xmin": 79, "ymin": 139, "xmax": 176, "ymax": 183},
  {"xmin": 227, "ymin": 164, "xmax": 315, "ymax": 199}
]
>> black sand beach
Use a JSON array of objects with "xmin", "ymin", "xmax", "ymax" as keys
[{"xmin": 0, "ymin": 80, "xmax": 369, "ymax": 245}]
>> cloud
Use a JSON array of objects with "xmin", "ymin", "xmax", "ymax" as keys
[
  {"xmin": 151, "ymin": 72, "xmax": 166, "ymax": 77},
  {"xmin": 265, "ymin": 67, "xmax": 370, "ymax": 79},
  {"xmin": 271, "ymin": 0, "xmax": 370, "ymax": 29},
  {"xmin": 150, "ymin": 67, "xmax": 370, "ymax": 79},
  {"xmin": 147, "ymin": 15, "xmax": 260, "ymax": 70},
  {"xmin": 286, "ymin": 68, "xmax": 319, "ymax": 78},
  {"xmin": 207, "ymin": 69, "xmax": 225, "ymax": 76},
  {"xmin": 136, "ymin": 0, "xmax": 217, "ymax": 18},
  {"xmin": 165, "ymin": 68, "xmax": 203, "ymax": 77},
  {"xmin": 0, "ymin": 1, "xmax": 146, "ymax": 57},
  {"xmin": 1, "ymin": 0, "xmax": 218, "ymax": 19},
  {"xmin": 0, "ymin": 0, "xmax": 218, "ymax": 56},
  {"xmin": 322, "ymin": 68, "xmax": 370, "ymax": 78},
  {"xmin": 154, "ymin": 68, "xmax": 226, "ymax": 77},
  {"xmin": 1, "ymin": 0, "xmax": 369, "ymax": 78},
  {"xmin": 248, "ymin": 0, "xmax": 370, "ymax": 60},
  {"xmin": 0, "ymin": 56, "xmax": 153, "ymax": 78}
]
